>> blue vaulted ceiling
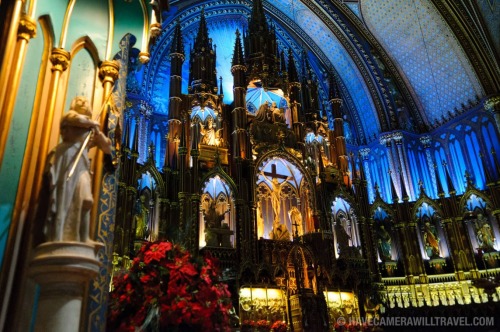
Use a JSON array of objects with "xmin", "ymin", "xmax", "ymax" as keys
[{"xmin": 141, "ymin": 0, "xmax": 493, "ymax": 145}]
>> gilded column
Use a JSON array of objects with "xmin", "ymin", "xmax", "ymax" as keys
[
  {"xmin": 90, "ymin": 60, "xmax": 120, "ymax": 238},
  {"xmin": 31, "ymin": 48, "xmax": 71, "ymax": 206},
  {"xmin": 0, "ymin": 0, "xmax": 23, "ymax": 127},
  {"xmin": 0, "ymin": 14, "xmax": 37, "ymax": 166},
  {"xmin": 0, "ymin": 14, "xmax": 37, "ymax": 330}
]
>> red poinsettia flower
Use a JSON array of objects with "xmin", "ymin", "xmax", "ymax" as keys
[{"xmin": 107, "ymin": 241, "xmax": 233, "ymax": 332}]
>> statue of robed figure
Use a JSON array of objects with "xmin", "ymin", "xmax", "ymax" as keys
[{"xmin": 38, "ymin": 96, "xmax": 111, "ymax": 243}]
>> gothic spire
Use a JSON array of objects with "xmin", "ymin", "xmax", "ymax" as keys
[
  {"xmin": 249, "ymin": 0, "xmax": 268, "ymax": 33},
  {"xmin": 357, "ymin": 152, "xmax": 366, "ymax": 182},
  {"xmin": 170, "ymin": 19, "xmax": 184, "ymax": 55},
  {"xmin": 231, "ymin": 29, "xmax": 244, "ymax": 67},
  {"xmin": 442, "ymin": 162, "xmax": 456, "ymax": 195},
  {"xmin": 399, "ymin": 169, "xmax": 409, "ymax": 201},
  {"xmin": 194, "ymin": 8, "xmax": 210, "ymax": 52},
  {"xmin": 287, "ymin": 48, "xmax": 299, "ymax": 83},
  {"xmin": 122, "ymin": 116, "xmax": 130, "ymax": 152},
  {"xmin": 280, "ymin": 50, "xmax": 287, "ymax": 73},
  {"xmin": 328, "ymin": 71, "xmax": 341, "ymax": 101},
  {"xmin": 389, "ymin": 170, "xmax": 400, "ymax": 204},
  {"xmin": 219, "ymin": 76, "xmax": 224, "ymax": 96},
  {"xmin": 132, "ymin": 117, "xmax": 140, "ymax": 153},
  {"xmin": 434, "ymin": 164, "xmax": 445, "ymax": 197},
  {"xmin": 189, "ymin": 8, "xmax": 217, "ymax": 94}
]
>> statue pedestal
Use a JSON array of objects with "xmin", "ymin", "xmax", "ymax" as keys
[
  {"xmin": 429, "ymin": 257, "xmax": 447, "ymax": 273},
  {"xmin": 199, "ymin": 145, "xmax": 228, "ymax": 166},
  {"xmin": 29, "ymin": 242, "xmax": 102, "ymax": 332}
]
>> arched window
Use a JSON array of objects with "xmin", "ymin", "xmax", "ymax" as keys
[{"xmin": 465, "ymin": 131, "xmax": 485, "ymax": 188}]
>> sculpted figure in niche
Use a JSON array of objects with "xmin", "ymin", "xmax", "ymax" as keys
[
  {"xmin": 476, "ymin": 214, "xmax": 496, "ymax": 252},
  {"xmin": 254, "ymin": 102, "xmax": 271, "ymax": 123},
  {"xmin": 377, "ymin": 225, "xmax": 392, "ymax": 261},
  {"xmin": 270, "ymin": 101, "xmax": 285, "ymax": 123},
  {"xmin": 288, "ymin": 206, "xmax": 303, "ymax": 236},
  {"xmin": 134, "ymin": 195, "xmax": 149, "ymax": 240},
  {"xmin": 335, "ymin": 219, "xmax": 351, "ymax": 256},
  {"xmin": 422, "ymin": 220, "xmax": 440, "ymax": 258},
  {"xmin": 200, "ymin": 117, "xmax": 218, "ymax": 146},
  {"xmin": 41, "ymin": 96, "xmax": 111, "ymax": 243},
  {"xmin": 269, "ymin": 218, "xmax": 291, "ymax": 241},
  {"xmin": 204, "ymin": 199, "xmax": 224, "ymax": 229}
]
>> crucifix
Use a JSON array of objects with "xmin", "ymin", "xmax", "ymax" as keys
[{"xmin": 261, "ymin": 163, "xmax": 292, "ymax": 222}]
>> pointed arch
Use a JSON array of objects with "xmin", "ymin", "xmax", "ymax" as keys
[
  {"xmin": 411, "ymin": 194, "xmax": 444, "ymax": 218},
  {"xmin": 254, "ymin": 148, "xmax": 316, "ymax": 239},
  {"xmin": 134, "ymin": 159, "xmax": 166, "ymax": 195},
  {"xmin": 287, "ymin": 243, "xmax": 317, "ymax": 293},
  {"xmin": 70, "ymin": 35, "xmax": 100, "ymax": 66},
  {"xmin": 200, "ymin": 161, "xmax": 238, "ymax": 197},
  {"xmin": 459, "ymin": 188, "xmax": 493, "ymax": 214}
]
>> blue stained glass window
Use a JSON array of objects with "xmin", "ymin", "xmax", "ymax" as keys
[
  {"xmin": 129, "ymin": 117, "xmax": 137, "ymax": 149},
  {"xmin": 418, "ymin": 151, "xmax": 434, "ymax": 198},
  {"xmin": 465, "ymin": 132, "xmax": 485, "ymax": 188},
  {"xmin": 191, "ymin": 106, "xmax": 216, "ymax": 122},
  {"xmin": 450, "ymin": 140, "xmax": 466, "ymax": 193},
  {"xmin": 407, "ymin": 148, "xmax": 419, "ymax": 200},
  {"xmin": 435, "ymin": 148, "xmax": 449, "ymax": 196}
]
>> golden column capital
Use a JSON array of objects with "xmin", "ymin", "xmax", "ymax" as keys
[
  {"xmin": 484, "ymin": 95, "xmax": 500, "ymax": 113},
  {"xmin": 138, "ymin": 51, "xmax": 150, "ymax": 64},
  {"xmin": 18, "ymin": 15, "xmax": 37, "ymax": 41},
  {"xmin": 50, "ymin": 48, "xmax": 71, "ymax": 72},
  {"xmin": 98, "ymin": 60, "xmax": 120, "ymax": 85}
]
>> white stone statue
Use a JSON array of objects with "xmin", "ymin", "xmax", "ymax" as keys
[
  {"xmin": 270, "ymin": 101, "xmax": 285, "ymax": 123},
  {"xmin": 42, "ymin": 96, "xmax": 111, "ymax": 243},
  {"xmin": 200, "ymin": 117, "xmax": 217, "ymax": 146}
]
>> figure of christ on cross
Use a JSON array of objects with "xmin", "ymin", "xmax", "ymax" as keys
[{"xmin": 260, "ymin": 163, "xmax": 293, "ymax": 223}]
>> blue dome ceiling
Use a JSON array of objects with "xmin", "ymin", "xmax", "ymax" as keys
[{"xmin": 140, "ymin": 0, "xmax": 491, "ymax": 145}]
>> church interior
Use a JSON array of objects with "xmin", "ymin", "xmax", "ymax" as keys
[{"xmin": 0, "ymin": 0, "xmax": 500, "ymax": 331}]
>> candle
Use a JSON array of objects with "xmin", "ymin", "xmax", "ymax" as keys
[{"xmin": 266, "ymin": 285, "xmax": 268, "ymax": 307}]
